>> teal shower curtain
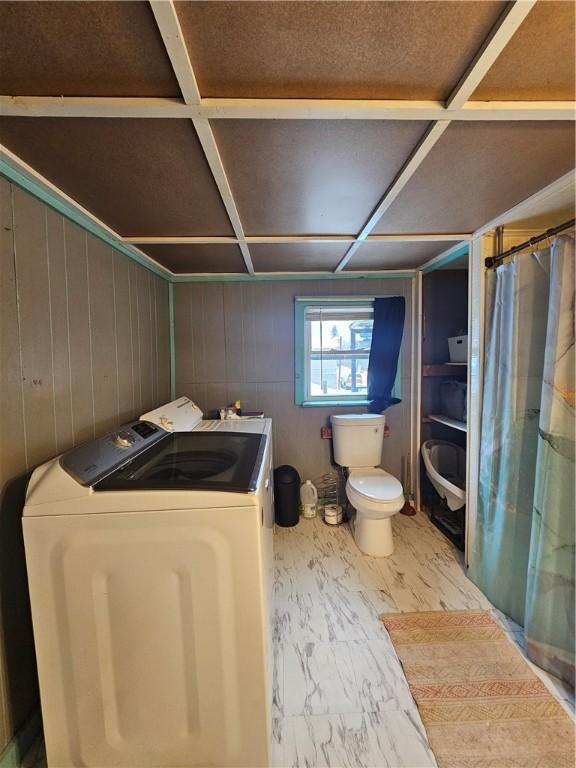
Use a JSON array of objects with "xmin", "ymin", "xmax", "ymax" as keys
[{"xmin": 470, "ymin": 233, "xmax": 575, "ymax": 687}]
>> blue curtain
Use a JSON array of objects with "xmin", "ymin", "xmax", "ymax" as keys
[
  {"xmin": 470, "ymin": 233, "xmax": 575, "ymax": 687},
  {"xmin": 367, "ymin": 296, "xmax": 405, "ymax": 413}
]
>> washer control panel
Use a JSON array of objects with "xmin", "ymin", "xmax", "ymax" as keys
[{"xmin": 61, "ymin": 421, "xmax": 166, "ymax": 487}]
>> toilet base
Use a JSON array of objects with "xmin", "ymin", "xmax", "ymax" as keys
[{"xmin": 354, "ymin": 515, "xmax": 394, "ymax": 557}]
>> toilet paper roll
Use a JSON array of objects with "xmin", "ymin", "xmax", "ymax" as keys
[{"xmin": 324, "ymin": 504, "xmax": 343, "ymax": 525}]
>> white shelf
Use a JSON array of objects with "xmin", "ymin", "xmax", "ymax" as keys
[{"xmin": 428, "ymin": 414, "xmax": 467, "ymax": 432}]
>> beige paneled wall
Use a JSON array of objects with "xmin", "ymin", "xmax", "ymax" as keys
[
  {"xmin": 174, "ymin": 278, "xmax": 413, "ymax": 483},
  {"xmin": 0, "ymin": 178, "xmax": 170, "ymax": 752}
]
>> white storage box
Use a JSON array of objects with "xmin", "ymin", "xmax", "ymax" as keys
[{"xmin": 448, "ymin": 334, "xmax": 468, "ymax": 363}]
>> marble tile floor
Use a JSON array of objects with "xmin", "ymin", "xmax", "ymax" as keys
[
  {"xmin": 271, "ymin": 510, "xmax": 575, "ymax": 768},
  {"xmin": 22, "ymin": 509, "xmax": 574, "ymax": 768}
]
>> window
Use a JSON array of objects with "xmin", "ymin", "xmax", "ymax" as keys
[{"xmin": 294, "ymin": 297, "xmax": 400, "ymax": 406}]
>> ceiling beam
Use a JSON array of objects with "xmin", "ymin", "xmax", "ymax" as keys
[
  {"xmin": 474, "ymin": 170, "xmax": 575, "ymax": 238},
  {"xmin": 246, "ymin": 235, "xmax": 354, "ymax": 244},
  {"xmin": 191, "ymin": 118, "xmax": 255, "ymax": 274},
  {"xmin": 454, "ymin": 101, "xmax": 575, "ymax": 121},
  {"xmin": 200, "ymin": 97, "xmax": 573, "ymax": 122},
  {"xmin": 2, "ymin": 95, "xmax": 574, "ymax": 121},
  {"xmin": 126, "ymin": 236, "xmax": 240, "ymax": 245},
  {"xmin": 149, "ymin": 1, "xmax": 201, "ymax": 105},
  {"xmin": 367, "ymin": 234, "xmax": 471, "ymax": 243},
  {"xmin": 123, "ymin": 233, "xmax": 471, "ymax": 245},
  {"xmin": 445, "ymin": 0, "xmax": 537, "ymax": 111},
  {"xmin": 418, "ymin": 241, "xmax": 470, "ymax": 274},
  {"xmin": 170, "ymin": 269, "xmax": 418, "ymax": 283},
  {"xmin": 149, "ymin": 0, "xmax": 255, "ymax": 275},
  {"xmin": 334, "ymin": 121, "xmax": 451, "ymax": 271},
  {"xmin": 354, "ymin": 126, "xmax": 455, "ymax": 240}
]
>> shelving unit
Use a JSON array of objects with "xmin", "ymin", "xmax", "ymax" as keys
[
  {"xmin": 422, "ymin": 361, "xmax": 467, "ymax": 433},
  {"xmin": 427, "ymin": 414, "xmax": 467, "ymax": 432},
  {"xmin": 422, "ymin": 364, "xmax": 465, "ymax": 377},
  {"xmin": 418, "ymin": 265, "xmax": 469, "ymax": 551}
]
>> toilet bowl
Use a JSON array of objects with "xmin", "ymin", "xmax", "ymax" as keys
[
  {"xmin": 331, "ymin": 414, "xmax": 405, "ymax": 557},
  {"xmin": 346, "ymin": 468, "xmax": 405, "ymax": 557},
  {"xmin": 421, "ymin": 439, "xmax": 466, "ymax": 511}
]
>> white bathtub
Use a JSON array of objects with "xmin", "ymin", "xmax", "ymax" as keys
[{"xmin": 421, "ymin": 440, "xmax": 466, "ymax": 511}]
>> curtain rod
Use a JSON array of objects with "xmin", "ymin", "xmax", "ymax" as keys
[{"xmin": 484, "ymin": 218, "xmax": 575, "ymax": 269}]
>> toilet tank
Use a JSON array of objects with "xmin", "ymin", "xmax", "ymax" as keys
[{"xmin": 331, "ymin": 414, "xmax": 386, "ymax": 468}]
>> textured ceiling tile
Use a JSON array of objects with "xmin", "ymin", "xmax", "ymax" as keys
[
  {"xmin": 140, "ymin": 244, "xmax": 246, "ymax": 273},
  {"xmin": 472, "ymin": 1, "xmax": 575, "ymax": 101},
  {"xmin": 0, "ymin": 1, "xmax": 180, "ymax": 97},
  {"xmin": 347, "ymin": 241, "xmax": 458, "ymax": 271},
  {"xmin": 251, "ymin": 242, "xmax": 351, "ymax": 272},
  {"xmin": 374, "ymin": 122, "xmax": 576, "ymax": 234},
  {"xmin": 177, "ymin": 0, "xmax": 506, "ymax": 100},
  {"xmin": 211, "ymin": 120, "xmax": 428, "ymax": 236},
  {"xmin": 0, "ymin": 118, "xmax": 234, "ymax": 237}
]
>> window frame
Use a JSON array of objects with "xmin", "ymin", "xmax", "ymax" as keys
[{"xmin": 294, "ymin": 296, "xmax": 401, "ymax": 407}]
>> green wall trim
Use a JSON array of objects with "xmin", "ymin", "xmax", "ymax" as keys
[
  {"xmin": 170, "ymin": 271, "xmax": 416, "ymax": 283},
  {"xmin": 420, "ymin": 243, "xmax": 469, "ymax": 274},
  {"xmin": 294, "ymin": 298, "xmax": 306, "ymax": 404},
  {"xmin": 168, "ymin": 282, "xmax": 176, "ymax": 399},
  {"xmin": 0, "ymin": 155, "xmax": 171, "ymax": 281},
  {"xmin": 0, "ymin": 709, "xmax": 42, "ymax": 768}
]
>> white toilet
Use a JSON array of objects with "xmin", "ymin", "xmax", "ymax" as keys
[{"xmin": 331, "ymin": 413, "xmax": 405, "ymax": 557}]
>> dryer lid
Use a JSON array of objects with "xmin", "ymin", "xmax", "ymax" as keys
[
  {"xmin": 141, "ymin": 397, "xmax": 203, "ymax": 432},
  {"xmin": 348, "ymin": 469, "xmax": 403, "ymax": 501}
]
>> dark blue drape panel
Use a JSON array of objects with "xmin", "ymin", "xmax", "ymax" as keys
[{"xmin": 367, "ymin": 296, "xmax": 405, "ymax": 413}]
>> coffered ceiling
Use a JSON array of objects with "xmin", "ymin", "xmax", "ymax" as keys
[{"xmin": 0, "ymin": 0, "xmax": 574, "ymax": 276}]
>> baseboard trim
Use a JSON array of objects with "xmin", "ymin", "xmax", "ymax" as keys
[{"xmin": 0, "ymin": 709, "xmax": 42, "ymax": 768}]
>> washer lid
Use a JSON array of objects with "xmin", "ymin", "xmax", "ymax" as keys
[
  {"xmin": 95, "ymin": 432, "xmax": 267, "ymax": 494},
  {"xmin": 348, "ymin": 469, "xmax": 403, "ymax": 501},
  {"xmin": 331, "ymin": 413, "xmax": 386, "ymax": 428}
]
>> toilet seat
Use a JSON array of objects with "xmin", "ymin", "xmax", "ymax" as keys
[
  {"xmin": 346, "ymin": 468, "xmax": 404, "ymax": 519},
  {"xmin": 348, "ymin": 468, "xmax": 403, "ymax": 501}
]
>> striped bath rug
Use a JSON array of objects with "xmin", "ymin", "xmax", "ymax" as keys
[{"xmin": 380, "ymin": 610, "xmax": 575, "ymax": 768}]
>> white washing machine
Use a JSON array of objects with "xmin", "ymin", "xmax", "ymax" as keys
[{"xmin": 23, "ymin": 411, "xmax": 274, "ymax": 767}]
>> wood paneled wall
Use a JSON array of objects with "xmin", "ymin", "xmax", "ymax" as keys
[
  {"xmin": 0, "ymin": 178, "xmax": 170, "ymax": 752},
  {"xmin": 174, "ymin": 278, "xmax": 413, "ymax": 483}
]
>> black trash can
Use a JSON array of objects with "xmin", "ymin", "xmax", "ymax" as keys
[{"xmin": 274, "ymin": 465, "xmax": 300, "ymax": 527}]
